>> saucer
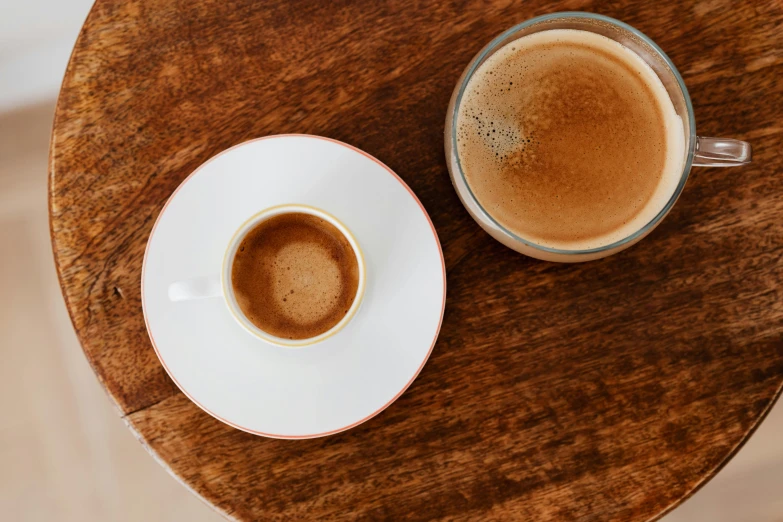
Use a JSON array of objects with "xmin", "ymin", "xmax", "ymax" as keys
[{"xmin": 142, "ymin": 135, "xmax": 446, "ymax": 439}]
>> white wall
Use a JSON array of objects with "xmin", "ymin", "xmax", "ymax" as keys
[{"xmin": 0, "ymin": 0, "xmax": 94, "ymax": 112}]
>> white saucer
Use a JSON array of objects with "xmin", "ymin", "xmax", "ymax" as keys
[{"xmin": 142, "ymin": 135, "xmax": 446, "ymax": 439}]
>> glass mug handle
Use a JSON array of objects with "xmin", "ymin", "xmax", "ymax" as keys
[
  {"xmin": 168, "ymin": 275, "xmax": 222, "ymax": 301},
  {"xmin": 693, "ymin": 136, "xmax": 752, "ymax": 167}
]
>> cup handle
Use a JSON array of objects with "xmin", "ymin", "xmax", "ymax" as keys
[
  {"xmin": 693, "ymin": 136, "xmax": 752, "ymax": 167},
  {"xmin": 168, "ymin": 275, "xmax": 222, "ymax": 301}
]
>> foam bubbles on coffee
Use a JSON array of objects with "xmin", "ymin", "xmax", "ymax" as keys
[{"xmin": 457, "ymin": 29, "xmax": 685, "ymax": 250}]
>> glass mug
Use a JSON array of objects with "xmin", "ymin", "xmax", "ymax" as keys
[{"xmin": 445, "ymin": 12, "xmax": 752, "ymax": 262}]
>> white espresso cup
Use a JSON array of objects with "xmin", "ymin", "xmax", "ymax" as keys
[{"xmin": 168, "ymin": 204, "xmax": 366, "ymax": 348}]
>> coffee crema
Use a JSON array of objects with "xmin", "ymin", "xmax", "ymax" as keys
[
  {"xmin": 230, "ymin": 212, "xmax": 360, "ymax": 340},
  {"xmin": 456, "ymin": 29, "xmax": 684, "ymax": 250}
]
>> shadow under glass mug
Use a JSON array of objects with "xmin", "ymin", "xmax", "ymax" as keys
[{"xmin": 445, "ymin": 12, "xmax": 752, "ymax": 263}]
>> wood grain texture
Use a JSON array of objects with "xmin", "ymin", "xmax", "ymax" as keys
[{"xmin": 50, "ymin": 0, "xmax": 783, "ymax": 520}]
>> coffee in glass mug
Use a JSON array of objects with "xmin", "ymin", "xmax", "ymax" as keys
[{"xmin": 446, "ymin": 13, "xmax": 752, "ymax": 262}]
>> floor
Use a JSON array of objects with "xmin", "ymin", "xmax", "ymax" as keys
[{"xmin": 0, "ymin": 101, "xmax": 780, "ymax": 521}]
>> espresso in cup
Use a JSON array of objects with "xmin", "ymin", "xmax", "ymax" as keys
[
  {"xmin": 230, "ymin": 212, "xmax": 360, "ymax": 340},
  {"xmin": 456, "ymin": 29, "xmax": 685, "ymax": 250}
]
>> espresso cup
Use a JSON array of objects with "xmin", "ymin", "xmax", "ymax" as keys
[
  {"xmin": 168, "ymin": 204, "xmax": 366, "ymax": 347},
  {"xmin": 445, "ymin": 12, "xmax": 752, "ymax": 262}
]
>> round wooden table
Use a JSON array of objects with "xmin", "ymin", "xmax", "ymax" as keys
[{"xmin": 50, "ymin": 0, "xmax": 783, "ymax": 520}]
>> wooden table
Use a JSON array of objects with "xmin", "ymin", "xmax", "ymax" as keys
[{"xmin": 50, "ymin": 0, "xmax": 783, "ymax": 520}]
